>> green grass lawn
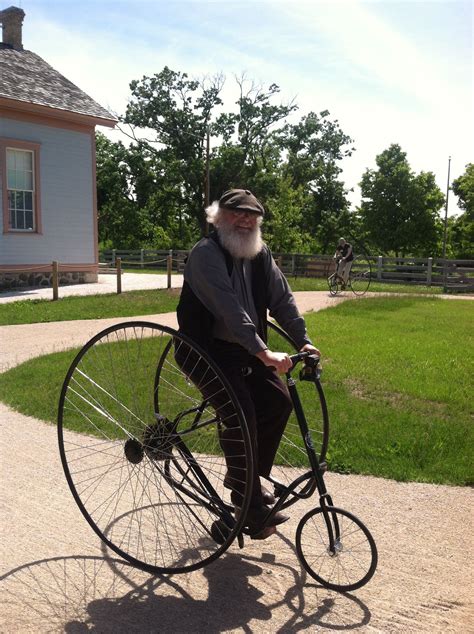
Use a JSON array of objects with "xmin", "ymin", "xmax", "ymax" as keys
[
  {"xmin": 0, "ymin": 280, "xmax": 443, "ymax": 326},
  {"xmin": 0, "ymin": 296, "xmax": 472, "ymax": 485},
  {"xmin": 0, "ymin": 288, "xmax": 180, "ymax": 325},
  {"xmin": 287, "ymin": 276, "xmax": 443, "ymax": 294}
]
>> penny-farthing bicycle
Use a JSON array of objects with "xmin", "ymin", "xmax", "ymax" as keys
[
  {"xmin": 328, "ymin": 254, "xmax": 372, "ymax": 297},
  {"xmin": 58, "ymin": 321, "xmax": 377, "ymax": 592}
]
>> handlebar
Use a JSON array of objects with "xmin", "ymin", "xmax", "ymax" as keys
[{"xmin": 288, "ymin": 351, "xmax": 320, "ymax": 373}]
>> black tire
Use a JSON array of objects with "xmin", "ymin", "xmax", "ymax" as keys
[
  {"xmin": 296, "ymin": 506, "xmax": 378, "ymax": 592},
  {"xmin": 58, "ymin": 321, "xmax": 253, "ymax": 575},
  {"xmin": 349, "ymin": 255, "xmax": 371, "ymax": 296},
  {"xmin": 266, "ymin": 322, "xmax": 329, "ymax": 509}
]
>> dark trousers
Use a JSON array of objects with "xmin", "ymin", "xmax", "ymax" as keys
[{"xmin": 176, "ymin": 338, "xmax": 293, "ymax": 509}]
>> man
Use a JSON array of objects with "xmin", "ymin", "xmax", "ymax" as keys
[
  {"xmin": 334, "ymin": 237, "xmax": 354, "ymax": 289},
  {"xmin": 176, "ymin": 189, "xmax": 319, "ymax": 539}
]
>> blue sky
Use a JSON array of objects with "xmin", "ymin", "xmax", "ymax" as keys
[{"xmin": 21, "ymin": 0, "xmax": 473, "ymax": 214}]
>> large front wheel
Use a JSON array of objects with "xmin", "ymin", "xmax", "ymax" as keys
[
  {"xmin": 296, "ymin": 506, "xmax": 378, "ymax": 592},
  {"xmin": 58, "ymin": 322, "xmax": 253, "ymax": 575}
]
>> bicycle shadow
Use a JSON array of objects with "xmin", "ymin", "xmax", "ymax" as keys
[{"xmin": 1, "ymin": 534, "xmax": 371, "ymax": 632}]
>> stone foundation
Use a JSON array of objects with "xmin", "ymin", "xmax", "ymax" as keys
[{"xmin": 0, "ymin": 271, "xmax": 98, "ymax": 291}]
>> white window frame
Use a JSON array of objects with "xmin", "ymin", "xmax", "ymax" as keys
[{"xmin": 1, "ymin": 138, "xmax": 42, "ymax": 235}]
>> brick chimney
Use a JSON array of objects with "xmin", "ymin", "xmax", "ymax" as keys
[{"xmin": 0, "ymin": 6, "xmax": 25, "ymax": 50}]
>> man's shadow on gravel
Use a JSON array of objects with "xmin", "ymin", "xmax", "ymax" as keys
[{"xmin": 1, "ymin": 538, "xmax": 372, "ymax": 632}]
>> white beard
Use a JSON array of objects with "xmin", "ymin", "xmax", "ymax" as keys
[{"xmin": 217, "ymin": 221, "xmax": 263, "ymax": 259}]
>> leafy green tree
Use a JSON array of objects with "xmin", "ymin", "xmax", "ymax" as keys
[
  {"xmin": 450, "ymin": 164, "xmax": 474, "ymax": 258},
  {"xmin": 211, "ymin": 77, "xmax": 297, "ymax": 200},
  {"xmin": 95, "ymin": 132, "xmax": 141, "ymax": 248},
  {"xmin": 123, "ymin": 67, "xmax": 225, "ymax": 234},
  {"xmin": 97, "ymin": 67, "xmax": 356, "ymax": 251},
  {"xmin": 277, "ymin": 111, "xmax": 355, "ymax": 251},
  {"xmin": 359, "ymin": 144, "xmax": 445, "ymax": 256},
  {"xmin": 263, "ymin": 177, "xmax": 313, "ymax": 253},
  {"xmin": 452, "ymin": 163, "xmax": 474, "ymax": 217}
]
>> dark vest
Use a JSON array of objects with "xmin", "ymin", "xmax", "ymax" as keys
[{"xmin": 177, "ymin": 232, "xmax": 270, "ymax": 352}]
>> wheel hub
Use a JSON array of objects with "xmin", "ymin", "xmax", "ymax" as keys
[
  {"xmin": 124, "ymin": 438, "xmax": 144, "ymax": 464},
  {"xmin": 328, "ymin": 539, "xmax": 344, "ymax": 556},
  {"xmin": 143, "ymin": 415, "xmax": 176, "ymax": 461}
]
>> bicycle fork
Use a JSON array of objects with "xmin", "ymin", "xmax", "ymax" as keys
[{"xmin": 286, "ymin": 376, "xmax": 341, "ymax": 555}]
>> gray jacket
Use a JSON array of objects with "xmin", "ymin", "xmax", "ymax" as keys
[{"xmin": 184, "ymin": 237, "xmax": 312, "ymax": 355}]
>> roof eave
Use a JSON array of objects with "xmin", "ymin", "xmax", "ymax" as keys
[{"xmin": 0, "ymin": 96, "xmax": 117, "ymax": 128}]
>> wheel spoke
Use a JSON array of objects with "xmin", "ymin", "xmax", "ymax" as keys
[
  {"xmin": 58, "ymin": 322, "xmax": 253, "ymax": 574},
  {"xmin": 296, "ymin": 506, "xmax": 377, "ymax": 591}
]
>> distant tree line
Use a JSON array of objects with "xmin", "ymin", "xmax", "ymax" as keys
[{"xmin": 96, "ymin": 66, "xmax": 473, "ymax": 258}]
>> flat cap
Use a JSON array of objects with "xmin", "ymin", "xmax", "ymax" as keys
[{"xmin": 219, "ymin": 189, "xmax": 265, "ymax": 215}]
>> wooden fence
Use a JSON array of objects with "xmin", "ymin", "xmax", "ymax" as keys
[{"xmin": 99, "ymin": 250, "xmax": 474, "ymax": 292}]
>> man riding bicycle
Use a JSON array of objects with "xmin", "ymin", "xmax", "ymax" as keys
[
  {"xmin": 334, "ymin": 237, "xmax": 354, "ymax": 289},
  {"xmin": 177, "ymin": 189, "xmax": 319, "ymax": 539}
]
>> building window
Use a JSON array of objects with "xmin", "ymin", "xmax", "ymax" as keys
[
  {"xmin": 7, "ymin": 148, "xmax": 35, "ymax": 230},
  {"xmin": 1, "ymin": 138, "xmax": 41, "ymax": 234}
]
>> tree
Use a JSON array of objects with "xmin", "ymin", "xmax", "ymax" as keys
[
  {"xmin": 123, "ymin": 67, "xmax": 225, "ymax": 234},
  {"xmin": 263, "ymin": 177, "xmax": 313, "ymax": 253},
  {"xmin": 211, "ymin": 76, "xmax": 297, "ymax": 200},
  {"xmin": 95, "ymin": 132, "xmax": 140, "ymax": 248},
  {"xmin": 452, "ymin": 163, "xmax": 474, "ymax": 217},
  {"xmin": 97, "ymin": 67, "xmax": 356, "ymax": 250},
  {"xmin": 359, "ymin": 144, "xmax": 445, "ymax": 256},
  {"xmin": 278, "ymin": 111, "xmax": 355, "ymax": 251},
  {"xmin": 450, "ymin": 164, "xmax": 474, "ymax": 258}
]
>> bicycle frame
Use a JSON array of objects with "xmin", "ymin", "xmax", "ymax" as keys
[
  {"xmin": 156, "ymin": 351, "xmax": 340, "ymax": 549},
  {"xmin": 261, "ymin": 356, "xmax": 338, "ymax": 543}
]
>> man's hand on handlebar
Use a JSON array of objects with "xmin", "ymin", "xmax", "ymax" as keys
[
  {"xmin": 256, "ymin": 344, "xmax": 321, "ymax": 374},
  {"xmin": 255, "ymin": 349, "xmax": 293, "ymax": 373},
  {"xmin": 300, "ymin": 343, "xmax": 321, "ymax": 357}
]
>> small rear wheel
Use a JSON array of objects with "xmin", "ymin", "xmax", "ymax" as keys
[{"xmin": 296, "ymin": 506, "xmax": 377, "ymax": 592}]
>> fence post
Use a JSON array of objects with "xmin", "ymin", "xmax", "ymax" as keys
[
  {"xmin": 116, "ymin": 257, "xmax": 122, "ymax": 294},
  {"xmin": 52, "ymin": 260, "xmax": 59, "ymax": 301},
  {"xmin": 427, "ymin": 257, "xmax": 433, "ymax": 286},
  {"xmin": 443, "ymin": 259, "xmax": 448, "ymax": 293},
  {"xmin": 291, "ymin": 255, "xmax": 295, "ymax": 275},
  {"xmin": 377, "ymin": 256, "xmax": 383, "ymax": 281},
  {"xmin": 112, "ymin": 249, "xmax": 116, "ymax": 266},
  {"xmin": 277, "ymin": 255, "xmax": 283, "ymax": 270},
  {"xmin": 167, "ymin": 250, "xmax": 172, "ymax": 289},
  {"xmin": 140, "ymin": 249, "xmax": 144, "ymax": 269}
]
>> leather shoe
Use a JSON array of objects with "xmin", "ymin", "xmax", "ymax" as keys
[
  {"xmin": 261, "ymin": 484, "xmax": 276, "ymax": 505},
  {"xmin": 235, "ymin": 504, "xmax": 289, "ymax": 536},
  {"xmin": 251, "ymin": 525, "xmax": 277, "ymax": 540}
]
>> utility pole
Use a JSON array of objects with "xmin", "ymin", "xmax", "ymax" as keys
[
  {"xmin": 205, "ymin": 126, "xmax": 210, "ymax": 208},
  {"xmin": 442, "ymin": 156, "xmax": 452, "ymax": 259},
  {"xmin": 204, "ymin": 125, "xmax": 210, "ymax": 235}
]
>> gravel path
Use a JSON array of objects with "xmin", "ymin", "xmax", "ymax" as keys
[
  {"xmin": 0, "ymin": 272, "xmax": 184, "ymax": 304},
  {"xmin": 1, "ymin": 292, "xmax": 473, "ymax": 632}
]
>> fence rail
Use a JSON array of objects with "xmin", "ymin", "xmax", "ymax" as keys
[{"xmin": 99, "ymin": 250, "xmax": 474, "ymax": 292}]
